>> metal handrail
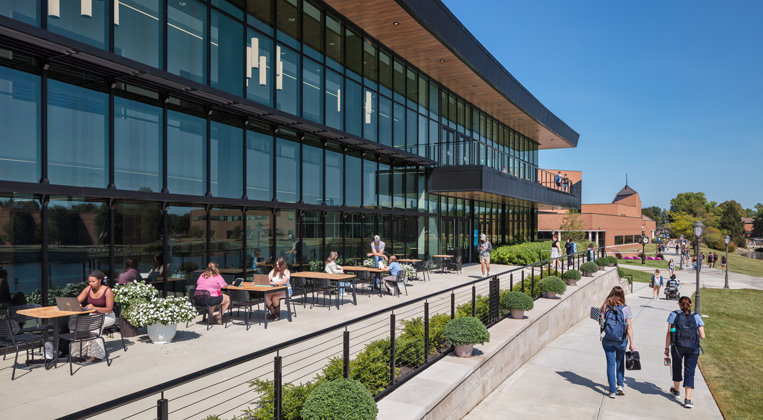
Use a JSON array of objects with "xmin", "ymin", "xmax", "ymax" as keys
[{"xmin": 58, "ymin": 245, "xmax": 608, "ymax": 420}]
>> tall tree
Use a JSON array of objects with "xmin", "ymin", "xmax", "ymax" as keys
[
  {"xmin": 718, "ymin": 200, "xmax": 745, "ymax": 241},
  {"xmin": 668, "ymin": 211, "xmax": 698, "ymax": 241},
  {"xmin": 559, "ymin": 211, "xmax": 586, "ymax": 243},
  {"xmin": 670, "ymin": 192, "xmax": 709, "ymax": 219},
  {"xmin": 642, "ymin": 206, "xmax": 662, "ymax": 222}
]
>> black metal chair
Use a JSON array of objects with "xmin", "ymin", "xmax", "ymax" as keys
[
  {"xmin": 8, "ymin": 303, "xmax": 53, "ymax": 341},
  {"xmin": 448, "ymin": 256, "xmax": 463, "ymax": 275},
  {"xmin": 60, "ymin": 313, "xmax": 110, "ymax": 376},
  {"xmin": 311, "ymin": 278, "xmax": 339, "ymax": 309},
  {"xmin": 228, "ymin": 289, "xmax": 262, "ymax": 330},
  {"xmin": 426, "ymin": 256, "xmax": 440, "ymax": 274},
  {"xmin": 290, "ymin": 276, "xmax": 310, "ymax": 311},
  {"xmin": 354, "ymin": 270, "xmax": 374, "ymax": 296},
  {"xmin": 388, "ymin": 270, "xmax": 408, "ymax": 297},
  {"xmin": 0, "ymin": 319, "xmax": 44, "ymax": 380},
  {"xmin": 411, "ymin": 261, "xmax": 429, "ymax": 282},
  {"xmin": 102, "ymin": 301, "xmax": 128, "ymax": 352},
  {"xmin": 189, "ymin": 289, "xmax": 215, "ymax": 330}
]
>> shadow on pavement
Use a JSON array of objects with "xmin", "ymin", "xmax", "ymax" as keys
[{"xmin": 556, "ymin": 370, "xmax": 607, "ymax": 394}]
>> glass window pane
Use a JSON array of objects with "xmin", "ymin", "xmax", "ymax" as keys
[
  {"xmin": 378, "ymin": 160, "xmax": 391, "ymax": 209},
  {"xmin": 275, "ymin": 208, "xmax": 299, "ymax": 267},
  {"xmin": 345, "ymin": 213, "xmax": 362, "ymax": 259},
  {"xmin": 0, "ymin": 56, "xmax": 40, "ymax": 183},
  {"xmin": 302, "ymin": 58, "xmax": 323, "ymax": 123},
  {"xmin": 345, "ymin": 79, "xmax": 361, "ymax": 137},
  {"xmin": 276, "ymin": 44, "xmax": 300, "ymax": 115},
  {"xmin": 0, "ymin": 0, "xmax": 40, "ymax": 26},
  {"xmin": 393, "ymin": 102, "xmax": 404, "ymax": 149},
  {"xmin": 114, "ymin": 201, "xmax": 163, "ymax": 282},
  {"xmin": 302, "ymin": 210, "xmax": 323, "ymax": 265},
  {"xmin": 363, "ymin": 40, "xmax": 377, "ymax": 87},
  {"xmin": 406, "ymin": 169, "xmax": 416, "ymax": 210},
  {"xmin": 325, "ymin": 13, "xmax": 343, "ymax": 72},
  {"xmin": 325, "ymin": 68, "xmax": 343, "ymax": 130},
  {"xmin": 345, "ymin": 150, "xmax": 361, "ymax": 207},
  {"xmin": 378, "ymin": 96, "xmax": 392, "ymax": 147},
  {"xmin": 115, "ymin": 0, "xmax": 162, "ymax": 68},
  {"xmin": 428, "ymin": 81, "xmax": 438, "ymax": 118},
  {"xmin": 406, "ymin": 68, "xmax": 416, "ymax": 105},
  {"xmin": 457, "ymin": 99, "xmax": 464, "ymax": 133},
  {"xmin": 246, "ymin": 208, "xmax": 273, "ymax": 274},
  {"xmin": 47, "ymin": 78, "xmax": 108, "ymax": 188},
  {"xmin": 363, "ymin": 89, "xmax": 377, "ymax": 142},
  {"xmin": 393, "ymin": 59, "xmax": 405, "ymax": 103},
  {"xmin": 169, "ymin": 204, "xmax": 207, "ymax": 279},
  {"xmin": 302, "ymin": 139, "xmax": 323, "ymax": 205},
  {"xmin": 211, "ymin": 112, "xmax": 243, "ymax": 199},
  {"xmin": 379, "ymin": 50, "xmax": 392, "ymax": 98},
  {"xmin": 212, "ymin": 0, "xmax": 244, "ymax": 19},
  {"xmin": 447, "ymin": 94, "xmax": 456, "ymax": 129},
  {"xmin": 345, "ymin": 28, "xmax": 362, "ymax": 81},
  {"xmin": 167, "ymin": 0, "xmax": 206, "ymax": 83},
  {"xmin": 246, "ymin": 122, "xmax": 273, "ymax": 201},
  {"xmin": 325, "ymin": 211, "xmax": 341, "ymax": 258},
  {"xmin": 393, "ymin": 167, "xmax": 404, "ymax": 210},
  {"xmin": 418, "ymin": 75, "xmax": 427, "ymax": 114},
  {"xmin": 247, "ymin": 0, "xmax": 273, "ymax": 35},
  {"xmin": 417, "ymin": 114, "xmax": 427, "ymax": 157},
  {"xmin": 47, "ymin": 0, "xmax": 107, "ymax": 49},
  {"xmin": 0, "ymin": 194, "xmax": 42, "ymax": 304},
  {"xmin": 246, "ymin": 30, "xmax": 273, "ymax": 106},
  {"xmin": 167, "ymin": 98, "xmax": 206, "ymax": 196},
  {"xmin": 406, "ymin": 108, "xmax": 416, "ymax": 153},
  {"xmin": 211, "ymin": 10, "xmax": 244, "ymax": 96},
  {"xmin": 428, "ymin": 119, "xmax": 438, "ymax": 160},
  {"xmin": 276, "ymin": 131, "xmax": 300, "ymax": 203},
  {"xmin": 417, "ymin": 171, "xmax": 427, "ymax": 212},
  {"xmin": 325, "ymin": 147, "xmax": 343, "ymax": 206},
  {"xmin": 209, "ymin": 206, "xmax": 244, "ymax": 273},
  {"xmin": 363, "ymin": 158, "xmax": 376, "ymax": 208},
  {"xmin": 114, "ymin": 84, "xmax": 162, "ymax": 192},
  {"xmin": 276, "ymin": 0, "xmax": 299, "ymax": 50},
  {"xmin": 303, "ymin": 0, "xmax": 323, "ymax": 61}
]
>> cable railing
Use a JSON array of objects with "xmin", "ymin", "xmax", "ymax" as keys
[{"xmin": 58, "ymin": 246, "xmax": 609, "ymax": 420}]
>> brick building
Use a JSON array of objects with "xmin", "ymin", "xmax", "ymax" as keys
[{"xmin": 538, "ymin": 184, "xmax": 656, "ymax": 247}]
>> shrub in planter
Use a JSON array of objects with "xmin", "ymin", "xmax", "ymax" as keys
[
  {"xmin": 399, "ymin": 313, "xmax": 451, "ymax": 355},
  {"xmin": 580, "ymin": 262, "xmax": 598, "ymax": 276},
  {"xmin": 500, "ymin": 291, "xmax": 533, "ymax": 319},
  {"xmin": 594, "ymin": 258, "xmax": 609, "ymax": 269},
  {"xmin": 618, "ymin": 267, "xmax": 625, "ymax": 278},
  {"xmin": 443, "ymin": 316, "xmax": 490, "ymax": 357},
  {"xmin": 301, "ymin": 378, "xmax": 378, "ymax": 420},
  {"xmin": 126, "ymin": 296, "xmax": 197, "ymax": 327},
  {"xmin": 538, "ymin": 276, "xmax": 566, "ymax": 298},
  {"xmin": 455, "ymin": 294, "xmax": 490, "ymax": 320},
  {"xmin": 563, "ymin": 269, "xmax": 581, "ymax": 286},
  {"xmin": 606, "ymin": 256, "xmax": 617, "ymax": 266}
]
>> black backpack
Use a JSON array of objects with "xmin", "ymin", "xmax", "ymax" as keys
[{"xmin": 672, "ymin": 310, "xmax": 700, "ymax": 353}]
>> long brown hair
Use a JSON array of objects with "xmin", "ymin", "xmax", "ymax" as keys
[
  {"xmin": 202, "ymin": 262, "xmax": 220, "ymax": 279},
  {"xmin": 678, "ymin": 296, "xmax": 692, "ymax": 314},
  {"xmin": 326, "ymin": 251, "xmax": 338, "ymax": 264},
  {"xmin": 121, "ymin": 258, "xmax": 139, "ymax": 273},
  {"xmin": 272, "ymin": 257, "xmax": 288, "ymax": 277},
  {"xmin": 601, "ymin": 286, "xmax": 626, "ymax": 312}
]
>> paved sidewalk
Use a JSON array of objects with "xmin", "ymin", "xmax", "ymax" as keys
[{"xmin": 463, "ymin": 281, "xmax": 724, "ymax": 420}]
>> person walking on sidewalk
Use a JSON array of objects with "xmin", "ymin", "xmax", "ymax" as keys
[
  {"xmin": 665, "ymin": 296, "xmax": 706, "ymax": 408},
  {"xmin": 668, "ymin": 259, "xmax": 675, "ymax": 277},
  {"xmin": 550, "ymin": 233, "xmax": 563, "ymax": 269},
  {"xmin": 479, "ymin": 234, "xmax": 492, "ymax": 277},
  {"xmin": 651, "ymin": 269, "xmax": 664, "ymax": 299},
  {"xmin": 599, "ymin": 286, "xmax": 635, "ymax": 398}
]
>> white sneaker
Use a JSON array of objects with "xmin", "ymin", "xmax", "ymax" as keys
[
  {"xmin": 487, "ymin": 271, "xmax": 490, "ymax": 276},
  {"xmin": 616, "ymin": 385, "xmax": 624, "ymax": 395}
]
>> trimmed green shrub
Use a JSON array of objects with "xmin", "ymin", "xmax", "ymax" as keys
[
  {"xmin": 302, "ymin": 378, "xmax": 378, "ymax": 420},
  {"xmin": 455, "ymin": 294, "xmax": 489, "ymax": 321},
  {"xmin": 510, "ymin": 277, "xmax": 541, "ymax": 298},
  {"xmin": 395, "ymin": 336, "xmax": 426, "ymax": 367},
  {"xmin": 399, "ymin": 313, "xmax": 451, "ymax": 354},
  {"xmin": 538, "ymin": 276, "xmax": 567, "ymax": 295},
  {"xmin": 618, "ymin": 267, "xmax": 625, "ymax": 278},
  {"xmin": 443, "ymin": 316, "xmax": 490, "ymax": 347},
  {"xmin": 245, "ymin": 379, "xmax": 322, "ymax": 420},
  {"xmin": 580, "ymin": 262, "xmax": 598, "ymax": 274},
  {"xmin": 562, "ymin": 269, "xmax": 581, "ymax": 280},
  {"xmin": 500, "ymin": 291, "xmax": 534, "ymax": 311},
  {"xmin": 606, "ymin": 256, "xmax": 618, "ymax": 265},
  {"xmin": 594, "ymin": 257, "xmax": 609, "ymax": 267},
  {"xmin": 490, "ymin": 241, "xmax": 552, "ymax": 265}
]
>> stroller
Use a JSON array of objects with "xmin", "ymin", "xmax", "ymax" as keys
[{"xmin": 664, "ymin": 275, "xmax": 681, "ymax": 301}]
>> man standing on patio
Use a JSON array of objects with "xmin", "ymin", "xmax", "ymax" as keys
[{"xmin": 368, "ymin": 235, "xmax": 388, "ymax": 289}]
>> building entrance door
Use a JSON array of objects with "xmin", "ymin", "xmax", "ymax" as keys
[{"xmin": 441, "ymin": 217, "xmax": 472, "ymax": 264}]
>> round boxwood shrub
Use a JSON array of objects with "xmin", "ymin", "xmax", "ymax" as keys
[
  {"xmin": 606, "ymin": 256, "xmax": 618, "ymax": 265},
  {"xmin": 617, "ymin": 267, "xmax": 625, "ymax": 278},
  {"xmin": 443, "ymin": 316, "xmax": 490, "ymax": 347},
  {"xmin": 538, "ymin": 276, "xmax": 567, "ymax": 295},
  {"xmin": 500, "ymin": 290, "xmax": 534, "ymax": 311},
  {"xmin": 562, "ymin": 269, "xmax": 581, "ymax": 280},
  {"xmin": 580, "ymin": 261, "xmax": 598, "ymax": 274},
  {"xmin": 594, "ymin": 257, "xmax": 609, "ymax": 267},
  {"xmin": 302, "ymin": 378, "xmax": 378, "ymax": 420}
]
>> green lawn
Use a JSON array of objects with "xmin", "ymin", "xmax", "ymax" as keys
[
  {"xmin": 619, "ymin": 243, "xmax": 763, "ymax": 278},
  {"xmin": 618, "ymin": 259, "xmax": 669, "ymax": 269},
  {"xmin": 697, "ymin": 288, "xmax": 763, "ymax": 420},
  {"xmin": 618, "ymin": 266, "xmax": 652, "ymax": 283}
]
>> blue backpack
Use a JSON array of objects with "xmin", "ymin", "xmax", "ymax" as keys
[
  {"xmin": 672, "ymin": 310, "xmax": 700, "ymax": 353},
  {"xmin": 603, "ymin": 305, "xmax": 627, "ymax": 342}
]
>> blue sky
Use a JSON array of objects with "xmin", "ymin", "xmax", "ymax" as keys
[{"xmin": 446, "ymin": 0, "xmax": 762, "ymax": 210}]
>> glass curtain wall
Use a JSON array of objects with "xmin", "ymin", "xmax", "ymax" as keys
[
  {"xmin": 0, "ymin": 194, "xmax": 42, "ymax": 311},
  {"xmin": 210, "ymin": 111, "xmax": 244, "ymax": 199},
  {"xmin": 302, "ymin": 210, "xmax": 323, "ymax": 268},
  {"xmin": 246, "ymin": 121, "xmax": 274, "ymax": 201},
  {"xmin": 209, "ymin": 207, "xmax": 244, "ymax": 275},
  {"xmin": 275, "ymin": 209, "xmax": 299, "ymax": 268},
  {"xmin": 345, "ymin": 213, "xmax": 362, "ymax": 261},
  {"xmin": 246, "ymin": 208, "xmax": 274, "ymax": 275},
  {"xmin": 114, "ymin": 83, "xmax": 163, "ymax": 192},
  {"xmin": 114, "ymin": 201, "xmax": 163, "ymax": 281},
  {"xmin": 168, "ymin": 204, "xmax": 207, "ymax": 285},
  {"xmin": 0, "ymin": 50, "xmax": 40, "ymax": 183},
  {"xmin": 167, "ymin": 97, "xmax": 207, "ymax": 196}
]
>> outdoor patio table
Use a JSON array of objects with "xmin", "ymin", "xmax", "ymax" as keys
[
  {"xmin": 290, "ymin": 272, "xmax": 357, "ymax": 309},
  {"xmin": 342, "ymin": 266, "xmax": 390, "ymax": 297},
  {"xmin": 396, "ymin": 259, "xmax": 422, "ymax": 263},
  {"xmin": 16, "ymin": 306, "xmax": 95, "ymax": 370},
  {"xmin": 224, "ymin": 284, "xmax": 291, "ymax": 329},
  {"xmin": 432, "ymin": 255, "xmax": 452, "ymax": 274}
]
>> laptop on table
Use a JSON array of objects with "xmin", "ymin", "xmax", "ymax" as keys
[{"xmin": 55, "ymin": 297, "xmax": 89, "ymax": 312}]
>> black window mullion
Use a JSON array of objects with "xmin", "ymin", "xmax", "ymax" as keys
[
  {"xmin": 272, "ymin": 127, "xmax": 277, "ymax": 201},
  {"xmin": 298, "ymin": 136, "xmax": 303, "ymax": 203},
  {"xmin": 242, "ymin": 118, "xmax": 248, "ymax": 199},
  {"xmin": 41, "ymin": 198, "xmax": 49, "ymax": 306},
  {"xmin": 206, "ymin": 107, "xmax": 212, "ymax": 196},
  {"xmin": 108, "ymin": 78, "xmax": 115, "ymax": 189},
  {"xmin": 206, "ymin": 4, "xmax": 211, "ymax": 85},
  {"xmin": 162, "ymin": 204, "xmax": 168, "ymax": 297},
  {"xmin": 41, "ymin": 58, "xmax": 48, "ymax": 184},
  {"xmin": 161, "ymin": 93, "xmax": 168, "ymax": 193}
]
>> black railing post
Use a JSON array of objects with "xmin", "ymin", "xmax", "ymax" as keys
[
  {"xmin": 451, "ymin": 292, "xmax": 455, "ymax": 319},
  {"xmin": 521, "ymin": 270, "xmax": 525, "ymax": 293},
  {"xmin": 489, "ymin": 277, "xmax": 499, "ymax": 324},
  {"xmin": 157, "ymin": 393, "xmax": 168, "ymax": 420},
  {"xmin": 510, "ymin": 273, "xmax": 513, "ymax": 290},
  {"xmin": 471, "ymin": 285, "xmax": 476, "ymax": 317},
  {"xmin": 274, "ymin": 355, "xmax": 282, "ymax": 420},
  {"xmin": 531, "ymin": 273, "xmax": 536, "ymax": 299},
  {"xmin": 424, "ymin": 302, "xmax": 430, "ymax": 365},
  {"xmin": 389, "ymin": 313, "xmax": 396, "ymax": 387},
  {"xmin": 343, "ymin": 330, "xmax": 350, "ymax": 379}
]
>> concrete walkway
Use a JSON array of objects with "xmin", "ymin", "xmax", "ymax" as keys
[{"xmin": 463, "ymin": 281, "xmax": 725, "ymax": 420}]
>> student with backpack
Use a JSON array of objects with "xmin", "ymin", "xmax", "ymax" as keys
[
  {"xmin": 599, "ymin": 286, "xmax": 635, "ymax": 398},
  {"xmin": 664, "ymin": 296, "xmax": 706, "ymax": 408}
]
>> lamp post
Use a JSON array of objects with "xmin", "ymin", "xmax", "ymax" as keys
[
  {"xmin": 724, "ymin": 235, "xmax": 730, "ymax": 289},
  {"xmin": 641, "ymin": 235, "xmax": 649, "ymax": 265},
  {"xmin": 679, "ymin": 234, "xmax": 684, "ymax": 270},
  {"xmin": 693, "ymin": 221, "xmax": 705, "ymax": 316}
]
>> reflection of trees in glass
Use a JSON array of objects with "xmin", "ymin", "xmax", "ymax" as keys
[
  {"xmin": 188, "ymin": 226, "xmax": 204, "ymax": 238},
  {"xmin": 169, "ymin": 213, "xmax": 190, "ymax": 236},
  {"xmin": 2, "ymin": 213, "xmax": 39, "ymax": 245},
  {"xmin": 114, "ymin": 203, "xmax": 163, "ymax": 244},
  {"xmin": 48, "ymin": 203, "xmax": 102, "ymax": 246}
]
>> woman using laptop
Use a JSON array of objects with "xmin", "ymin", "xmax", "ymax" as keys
[
  {"xmin": 266, "ymin": 257, "xmax": 292, "ymax": 321},
  {"xmin": 70, "ymin": 270, "xmax": 115, "ymax": 361}
]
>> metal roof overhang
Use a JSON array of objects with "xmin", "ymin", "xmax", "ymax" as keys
[
  {"xmin": 0, "ymin": 16, "xmax": 435, "ymax": 167},
  {"xmin": 323, "ymin": 0, "xmax": 580, "ymax": 150}
]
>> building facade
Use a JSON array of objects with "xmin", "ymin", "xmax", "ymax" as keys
[{"xmin": 0, "ymin": 0, "xmax": 579, "ymax": 305}]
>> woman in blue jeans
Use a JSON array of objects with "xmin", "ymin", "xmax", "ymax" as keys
[{"xmin": 600, "ymin": 286, "xmax": 635, "ymax": 398}]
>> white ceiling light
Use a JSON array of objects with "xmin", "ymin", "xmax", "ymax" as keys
[
  {"xmin": 114, "ymin": 0, "xmax": 119, "ymax": 26},
  {"xmin": 276, "ymin": 45, "xmax": 283, "ymax": 90},
  {"xmin": 81, "ymin": 0, "xmax": 92, "ymax": 18},
  {"xmin": 365, "ymin": 91, "xmax": 373, "ymax": 124},
  {"xmin": 48, "ymin": 0, "xmax": 60, "ymax": 18}
]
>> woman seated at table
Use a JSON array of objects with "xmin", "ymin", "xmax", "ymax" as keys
[
  {"xmin": 325, "ymin": 251, "xmax": 350, "ymax": 297},
  {"xmin": 118, "ymin": 258, "xmax": 141, "ymax": 285},
  {"xmin": 196, "ymin": 262, "xmax": 230, "ymax": 325},
  {"xmin": 381, "ymin": 256, "xmax": 402, "ymax": 294},
  {"xmin": 68, "ymin": 270, "xmax": 115, "ymax": 361},
  {"xmin": 267, "ymin": 257, "xmax": 292, "ymax": 321}
]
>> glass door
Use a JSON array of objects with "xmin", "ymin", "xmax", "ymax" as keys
[
  {"xmin": 441, "ymin": 217, "xmax": 455, "ymax": 255},
  {"xmin": 459, "ymin": 218, "xmax": 471, "ymax": 263}
]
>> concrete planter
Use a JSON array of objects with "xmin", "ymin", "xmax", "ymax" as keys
[
  {"xmin": 598, "ymin": 266, "xmax": 605, "ymax": 271},
  {"xmin": 147, "ymin": 323, "xmax": 177, "ymax": 344},
  {"xmin": 566, "ymin": 279, "xmax": 578, "ymax": 287},
  {"xmin": 119, "ymin": 316, "xmax": 139, "ymax": 338},
  {"xmin": 454, "ymin": 344, "xmax": 474, "ymax": 358},
  {"xmin": 608, "ymin": 263, "xmax": 615, "ymax": 267},
  {"xmin": 510, "ymin": 309, "xmax": 525, "ymax": 319},
  {"xmin": 583, "ymin": 272, "xmax": 594, "ymax": 277},
  {"xmin": 545, "ymin": 292, "xmax": 558, "ymax": 299}
]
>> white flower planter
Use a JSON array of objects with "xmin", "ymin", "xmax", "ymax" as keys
[{"xmin": 147, "ymin": 323, "xmax": 177, "ymax": 344}]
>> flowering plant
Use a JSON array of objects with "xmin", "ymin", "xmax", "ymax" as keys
[
  {"xmin": 402, "ymin": 264, "xmax": 417, "ymax": 280},
  {"xmin": 363, "ymin": 258, "xmax": 375, "ymax": 267},
  {"xmin": 113, "ymin": 281, "xmax": 159, "ymax": 304},
  {"xmin": 126, "ymin": 296, "xmax": 197, "ymax": 327}
]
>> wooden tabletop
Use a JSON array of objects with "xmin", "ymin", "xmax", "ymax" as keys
[
  {"xmin": 226, "ymin": 284, "xmax": 288, "ymax": 292},
  {"xmin": 432, "ymin": 255, "xmax": 453, "ymax": 258},
  {"xmin": 194, "ymin": 269, "xmax": 245, "ymax": 274},
  {"xmin": 289, "ymin": 272, "xmax": 355, "ymax": 280},
  {"xmin": 397, "ymin": 259, "xmax": 422, "ymax": 263},
  {"xmin": 343, "ymin": 266, "xmax": 389, "ymax": 272},
  {"xmin": 17, "ymin": 306, "xmax": 95, "ymax": 319}
]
